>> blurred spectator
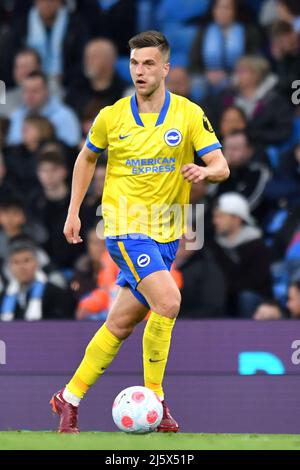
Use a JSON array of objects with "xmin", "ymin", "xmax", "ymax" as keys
[
  {"xmin": 0, "ymin": 0, "xmax": 298, "ymax": 322},
  {"xmin": 167, "ymin": 67, "xmax": 192, "ymax": 99},
  {"xmin": 7, "ymin": 72, "xmax": 81, "ymax": 147},
  {"xmin": 22, "ymin": 115, "xmax": 55, "ymax": 151},
  {"xmin": 268, "ymin": 204, "xmax": 300, "ymax": 262},
  {"xmin": 29, "ymin": 150, "xmax": 83, "ymax": 270},
  {"xmin": 211, "ymin": 192, "xmax": 272, "ymax": 317},
  {"xmin": 270, "ymin": 20, "xmax": 300, "ymax": 99},
  {"xmin": 65, "ymin": 39, "xmax": 126, "ymax": 117},
  {"xmin": 190, "ymin": 0, "xmax": 262, "ymax": 73},
  {"xmin": 0, "ymin": 240, "xmax": 74, "ymax": 321},
  {"xmin": 81, "ymin": 157, "xmax": 107, "ymax": 233},
  {"xmin": 173, "ymin": 230, "xmax": 226, "ymax": 318},
  {"xmin": 259, "ymin": 0, "xmax": 278, "ymax": 28},
  {"xmin": 1, "ymin": 0, "xmax": 32, "ymax": 24},
  {"xmin": 219, "ymin": 105, "xmax": 248, "ymax": 138},
  {"xmin": 0, "ymin": 8, "xmax": 15, "ymax": 88},
  {"xmin": 264, "ymin": 142, "xmax": 300, "ymax": 207},
  {"xmin": 2, "ymin": 233, "xmax": 66, "ymax": 289},
  {"xmin": 76, "ymin": 0, "xmax": 136, "ymax": 55},
  {"xmin": 0, "ymin": 48, "xmax": 41, "ymax": 117},
  {"xmin": 4, "ymin": 115, "xmax": 55, "ymax": 196},
  {"xmin": 277, "ymin": 0, "xmax": 300, "ymax": 33},
  {"xmin": 0, "ymin": 196, "xmax": 47, "ymax": 263},
  {"xmin": 222, "ymin": 55, "xmax": 293, "ymax": 146},
  {"xmin": 80, "ymin": 99, "xmax": 104, "ymax": 145},
  {"xmin": 209, "ymin": 130, "xmax": 271, "ymax": 219},
  {"xmin": 0, "ymin": 154, "xmax": 18, "ymax": 202},
  {"xmin": 287, "ymin": 280, "xmax": 300, "ymax": 318},
  {"xmin": 36, "ymin": 139, "xmax": 77, "ymax": 176},
  {"xmin": 0, "ymin": 118, "xmax": 10, "ymax": 150},
  {"xmin": 13, "ymin": 0, "xmax": 88, "ymax": 87},
  {"xmin": 71, "ymin": 226, "xmax": 119, "ymax": 320},
  {"xmin": 253, "ymin": 299, "xmax": 285, "ymax": 319}
]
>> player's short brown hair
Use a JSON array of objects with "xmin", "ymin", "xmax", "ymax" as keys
[{"xmin": 128, "ymin": 30, "xmax": 170, "ymax": 61}]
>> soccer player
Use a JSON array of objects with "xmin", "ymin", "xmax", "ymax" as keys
[{"xmin": 50, "ymin": 31, "xmax": 230, "ymax": 433}]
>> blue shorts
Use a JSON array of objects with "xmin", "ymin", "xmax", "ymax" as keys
[{"xmin": 105, "ymin": 234, "xmax": 179, "ymax": 308}]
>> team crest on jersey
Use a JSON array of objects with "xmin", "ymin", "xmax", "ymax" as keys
[{"xmin": 164, "ymin": 129, "xmax": 182, "ymax": 147}]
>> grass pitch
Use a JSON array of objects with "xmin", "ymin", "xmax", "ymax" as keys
[{"xmin": 0, "ymin": 432, "xmax": 299, "ymax": 450}]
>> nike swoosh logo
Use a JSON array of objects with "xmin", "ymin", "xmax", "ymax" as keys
[
  {"xmin": 119, "ymin": 134, "xmax": 131, "ymax": 140},
  {"xmin": 149, "ymin": 359, "xmax": 163, "ymax": 363}
]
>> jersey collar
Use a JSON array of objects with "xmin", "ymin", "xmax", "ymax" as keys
[{"xmin": 130, "ymin": 90, "xmax": 171, "ymax": 127}]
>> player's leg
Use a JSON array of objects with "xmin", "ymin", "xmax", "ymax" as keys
[
  {"xmin": 66, "ymin": 286, "xmax": 148, "ymax": 399},
  {"xmin": 50, "ymin": 286, "xmax": 148, "ymax": 433},
  {"xmin": 137, "ymin": 265, "xmax": 181, "ymax": 433},
  {"xmin": 138, "ymin": 270, "xmax": 181, "ymax": 400}
]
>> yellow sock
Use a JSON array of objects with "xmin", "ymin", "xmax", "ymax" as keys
[
  {"xmin": 67, "ymin": 323, "xmax": 123, "ymax": 399},
  {"xmin": 143, "ymin": 311, "xmax": 176, "ymax": 400}
]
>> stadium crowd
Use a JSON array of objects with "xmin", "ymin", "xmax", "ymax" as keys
[{"xmin": 0, "ymin": 0, "xmax": 300, "ymax": 320}]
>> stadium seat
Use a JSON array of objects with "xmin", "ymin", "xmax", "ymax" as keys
[
  {"xmin": 156, "ymin": 0, "xmax": 209, "ymax": 27},
  {"xmin": 137, "ymin": 0, "xmax": 157, "ymax": 31},
  {"xmin": 162, "ymin": 23, "xmax": 197, "ymax": 57},
  {"xmin": 266, "ymin": 116, "xmax": 300, "ymax": 170},
  {"xmin": 116, "ymin": 56, "xmax": 132, "ymax": 83}
]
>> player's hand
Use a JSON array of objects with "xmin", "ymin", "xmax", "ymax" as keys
[
  {"xmin": 64, "ymin": 213, "xmax": 83, "ymax": 244},
  {"xmin": 181, "ymin": 164, "xmax": 209, "ymax": 183}
]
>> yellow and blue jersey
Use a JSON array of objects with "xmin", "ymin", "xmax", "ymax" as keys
[{"xmin": 86, "ymin": 91, "xmax": 221, "ymax": 242}]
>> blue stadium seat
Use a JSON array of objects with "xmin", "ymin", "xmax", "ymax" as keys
[
  {"xmin": 137, "ymin": 0, "xmax": 157, "ymax": 32},
  {"xmin": 156, "ymin": 0, "xmax": 210, "ymax": 27},
  {"xmin": 116, "ymin": 56, "xmax": 132, "ymax": 83},
  {"xmin": 162, "ymin": 23, "xmax": 197, "ymax": 57},
  {"xmin": 170, "ymin": 52, "xmax": 188, "ymax": 68},
  {"xmin": 245, "ymin": 0, "xmax": 265, "ymax": 13},
  {"xmin": 266, "ymin": 116, "xmax": 300, "ymax": 169}
]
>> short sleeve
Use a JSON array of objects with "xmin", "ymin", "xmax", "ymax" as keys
[
  {"xmin": 190, "ymin": 103, "xmax": 222, "ymax": 158},
  {"xmin": 86, "ymin": 107, "xmax": 109, "ymax": 154}
]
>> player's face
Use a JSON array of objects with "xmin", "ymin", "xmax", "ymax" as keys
[
  {"xmin": 130, "ymin": 47, "xmax": 169, "ymax": 97},
  {"xmin": 10, "ymin": 251, "xmax": 38, "ymax": 285}
]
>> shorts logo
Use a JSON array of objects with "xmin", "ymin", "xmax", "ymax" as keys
[
  {"xmin": 164, "ymin": 129, "xmax": 182, "ymax": 147},
  {"xmin": 137, "ymin": 254, "xmax": 150, "ymax": 267}
]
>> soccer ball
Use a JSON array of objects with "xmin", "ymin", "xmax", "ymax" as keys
[{"xmin": 112, "ymin": 386, "xmax": 163, "ymax": 433}]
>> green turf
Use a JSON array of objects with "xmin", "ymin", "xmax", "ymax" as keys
[{"xmin": 0, "ymin": 432, "xmax": 299, "ymax": 450}]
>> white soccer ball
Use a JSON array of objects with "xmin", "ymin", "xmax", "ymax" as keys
[{"xmin": 112, "ymin": 386, "xmax": 163, "ymax": 433}]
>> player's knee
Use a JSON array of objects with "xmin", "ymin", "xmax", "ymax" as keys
[
  {"xmin": 106, "ymin": 318, "xmax": 136, "ymax": 340},
  {"xmin": 152, "ymin": 290, "xmax": 181, "ymax": 319}
]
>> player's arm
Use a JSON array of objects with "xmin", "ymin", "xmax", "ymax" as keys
[
  {"xmin": 182, "ymin": 104, "xmax": 230, "ymax": 184},
  {"xmin": 181, "ymin": 149, "xmax": 230, "ymax": 184},
  {"xmin": 64, "ymin": 145, "xmax": 100, "ymax": 244},
  {"xmin": 64, "ymin": 107, "xmax": 108, "ymax": 244}
]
